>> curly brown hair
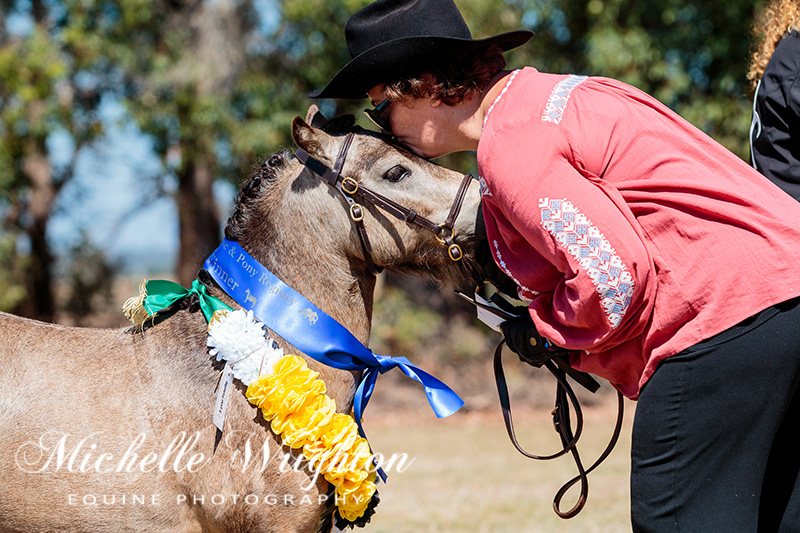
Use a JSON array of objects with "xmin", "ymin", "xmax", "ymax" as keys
[
  {"xmin": 748, "ymin": 0, "xmax": 800, "ymax": 89},
  {"xmin": 382, "ymin": 44, "xmax": 508, "ymax": 105}
]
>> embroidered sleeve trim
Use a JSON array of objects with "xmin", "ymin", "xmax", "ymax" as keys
[
  {"xmin": 478, "ymin": 175, "xmax": 492, "ymax": 197},
  {"xmin": 538, "ymin": 198, "xmax": 634, "ymax": 328},
  {"xmin": 542, "ymin": 75, "xmax": 587, "ymax": 124}
]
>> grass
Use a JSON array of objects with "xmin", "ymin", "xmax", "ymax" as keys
[{"xmin": 362, "ymin": 397, "xmax": 635, "ymax": 533}]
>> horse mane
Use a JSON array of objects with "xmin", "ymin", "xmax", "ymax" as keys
[
  {"xmin": 224, "ymin": 114, "xmax": 362, "ymax": 243},
  {"xmin": 147, "ymin": 157, "xmax": 293, "ymax": 327},
  {"xmin": 224, "ymin": 151, "xmax": 290, "ymax": 242}
]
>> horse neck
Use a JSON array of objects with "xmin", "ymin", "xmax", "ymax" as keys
[
  {"xmin": 240, "ymin": 242, "xmax": 373, "ymax": 411},
  {"xmin": 257, "ymin": 244, "xmax": 376, "ymax": 346}
]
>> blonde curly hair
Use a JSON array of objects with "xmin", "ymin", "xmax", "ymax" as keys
[{"xmin": 748, "ymin": 0, "xmax": 800, "ymax": 90}]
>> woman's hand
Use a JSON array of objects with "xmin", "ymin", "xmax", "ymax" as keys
[{"xmin": 499, "ymin": 313, "xmax": 569, "ymax": 367}]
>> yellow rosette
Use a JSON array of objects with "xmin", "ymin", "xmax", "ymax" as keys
[{"xmin": 246, "ymin": 354, "xmax": 377, "ymax": 522}]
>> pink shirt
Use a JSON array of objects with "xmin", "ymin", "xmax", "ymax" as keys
[{"xmin": 479, "ymin": 67, "xmax": 800, "ymax": 398}]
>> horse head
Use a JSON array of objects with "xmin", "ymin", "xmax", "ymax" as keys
[{"xmin": 225, "ymin": 106, "xmax": 482, "ymax": 301}]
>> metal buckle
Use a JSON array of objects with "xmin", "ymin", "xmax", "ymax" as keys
[
  {"xmin": 434, "ymin": 224, "xmax": 455, "ymax": 245},
  {"xmin": 448, "ymin": 244, "xmax": 463, "ymax": 262},
  {"xmin": 350, "ymin": 203, "xmax": 364, "ymax": 222},
  {"xmin": 341, "ymin": 177, "xmax": 358, "ymax": 195}
]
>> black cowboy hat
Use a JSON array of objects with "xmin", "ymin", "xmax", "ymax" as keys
[{"xmin": 309, "ymin": 0, "xmax": 534, "ymax": 100}]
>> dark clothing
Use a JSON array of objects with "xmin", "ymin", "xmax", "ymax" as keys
[
  {"xmin": 751, "ymin": 30, "xmax": 800, "ymax": 201},
  {"xmin": 631, "ymin": 296, "xmax": 800, "ymax": 532}
]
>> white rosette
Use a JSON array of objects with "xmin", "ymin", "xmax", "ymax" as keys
[{"xmin": 207, "ymin": 309, "xmax": 284, "ymax": 385}]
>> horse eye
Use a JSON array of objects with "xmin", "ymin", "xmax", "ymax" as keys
[{"xmin": 383, "ymin": 165, "xmax": 409, "ymax": 183}]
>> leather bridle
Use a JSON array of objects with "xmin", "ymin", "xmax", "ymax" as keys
[{"xmin": 295, "ymin": 132, "xmax": 475, "ymax": 275}]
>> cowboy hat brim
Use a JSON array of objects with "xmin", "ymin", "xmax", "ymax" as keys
[{"xmin": 309, "ymin": 30, "xmax": 533, "ymax": 100}]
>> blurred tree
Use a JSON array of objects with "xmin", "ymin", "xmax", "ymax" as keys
[
  {"xmin": 85, "ymin": 0, "xmax": 259, "ymax": 284},
  {"xmin": 62, "ymin": 230, "xmax": 119, "ymax": 325},
  {"xmin": 0, "ymin": 0, "xmax": 104, "ymax": 319},
  {"xmin": 0, "ymin": 0, "xmax": 375, "ymax": 314},
  {"xmin": 0, "ymin": 233, "xmax": 26, "ymax": 311},
  {"xmin": 87, "ymin": 0, "xmax": 372, "ymax": 284}
]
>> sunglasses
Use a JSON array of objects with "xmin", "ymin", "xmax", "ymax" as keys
[{"xmin": 363, "ymin": 99, "xmax": 392, "ymax": 132}]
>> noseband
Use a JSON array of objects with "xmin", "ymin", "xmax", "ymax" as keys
[{"xmin": 295, "ymin": 132, "xmax": 475, "ymax": 275}]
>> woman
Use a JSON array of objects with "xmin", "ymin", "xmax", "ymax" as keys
[
  {"xmin": 311, "ymin": 0, "xmax": 800, "ymax": 530},
  {"xmin": 749, "ymin": 0, "xmax": 800, "ymax": 201}
]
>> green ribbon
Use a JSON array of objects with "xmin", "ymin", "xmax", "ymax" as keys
[{"xmin": 142, "ymin": 279, "xmax": 231, "ymax": 322}]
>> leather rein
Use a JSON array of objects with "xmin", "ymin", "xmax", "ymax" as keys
[
  {"xmin": 494, "ymin": 341, "xmax": 625, "ymax": 518},
  {"xmin": 295, "ymin": 132, "xmax": 474, "ymax": 275}
]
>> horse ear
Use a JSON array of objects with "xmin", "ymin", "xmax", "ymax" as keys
[
  {"xmin": 292, "ymin": 116, "xmax": 324, "ymax": 153},
  {"xmin": 306, "ymin": 105, "xmax": 328, "ymax": 129},
  {"xmin": 304, "ymin": 105, "xmax": 356, "ymax": 134}
]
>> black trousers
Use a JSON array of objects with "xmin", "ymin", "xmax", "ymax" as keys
[{"xmin": 631, "ymin": 297, "xmax": 800, "ymax": 533}]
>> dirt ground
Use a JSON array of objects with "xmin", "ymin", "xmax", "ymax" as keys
[{"xmin": 362, "ymin": 393, "xmax": 635, "ymax": 532}]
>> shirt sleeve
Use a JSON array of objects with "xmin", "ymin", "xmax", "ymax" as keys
[{"xmin": 481, "ymin": 116, "xmax": 656, "ymax": 354}]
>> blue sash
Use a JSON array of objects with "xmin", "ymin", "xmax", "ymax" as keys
[{"xmin": 202, "ymin": 240, "xmax": 465, "ymax": 441}]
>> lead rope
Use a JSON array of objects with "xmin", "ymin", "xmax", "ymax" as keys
[{"xmin": 494, "ymin": 339, "xmax": 624, "ymax": 518}]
